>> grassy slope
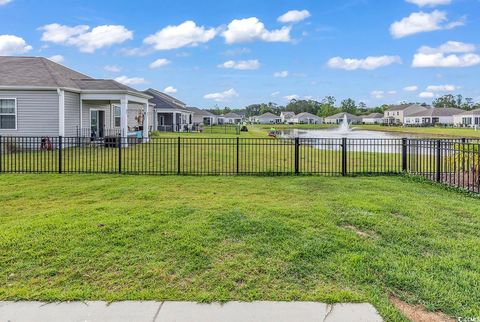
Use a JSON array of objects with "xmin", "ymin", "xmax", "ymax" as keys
[
  {"xmin": 0, "ymin": 175, "xmax": 479, "ymax": 321},
  {"xmin": 355, "ymin": 125, "xmax": 480, "ymax": 138}
]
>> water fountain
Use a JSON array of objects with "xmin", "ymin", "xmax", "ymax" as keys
[{"xmin": 337, "ymin": 114, "xmax": 350, "ymax": 134}]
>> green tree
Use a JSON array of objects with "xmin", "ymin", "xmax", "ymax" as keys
[{"xmin": 340, "ymin": 98, "xmax": 357, "ymax": 114}]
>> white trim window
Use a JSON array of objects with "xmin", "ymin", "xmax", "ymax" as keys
[
  {"xmin": 113, "ymin": 106, "xmax": 121, "ymax": 128},
  {"xmin": 0, "ymin": 98, "xmax": 17, "ymax": 130}
]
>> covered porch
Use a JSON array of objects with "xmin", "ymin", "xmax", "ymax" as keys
[
  {"xmin": 76, "ymin": 93, "xmax": 152, "ymax": 140},
  {"xmin": 155, "ymin": 109, "xmax": 192, "ymax": 132}
]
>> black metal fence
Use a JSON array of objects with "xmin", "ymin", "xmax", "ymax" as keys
[{"xmin": 0, "ymin": 136, "xmax": 479, "ymax": 193}]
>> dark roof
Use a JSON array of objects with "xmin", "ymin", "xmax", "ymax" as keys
[
  {"xmin": 187, "ymin": 107, "xmax": 217, "ymax": 117},
  {"xmin": 256, "ymin": 112, "xmax": 280, "ymax": 118},
  {"xmin": 143, "ymin": 88, "xmax": 188, "ymax": 111},
  {"xmin": 408, "ymin": 108, "xmax": 463, "ymax": 117},
  {"xmin": 223, "ymin": 112, "xmax": 242, "ymax": 118},
  {"xmin": 385, "ymin": 104, "xmax": 429, "ymax": 112},
  {"xmin": 363, "ymin": 113, "xmax": 384, "ymax": 118},
  {"xmin": 459, "ymin": 108, "xmax": 480, "ymax": 116},
  {"xmin": 0, "ymin": 56, "xmax": 145, "ymax": 96},
  {"xmin": 296, "ymin": 112, "xmax": 321, "ymax": 118}
]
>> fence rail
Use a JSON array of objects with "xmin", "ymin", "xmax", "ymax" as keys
[{"xmin": 0, "ymin": 136, "xmax": 479, "ymax": 193}]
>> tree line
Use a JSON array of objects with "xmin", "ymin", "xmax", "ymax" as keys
[{"xmin": 206, "ymin": 94, "xmax": 480, "ymax": 118}]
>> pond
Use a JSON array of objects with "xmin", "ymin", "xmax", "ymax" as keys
[{"xmin": 279, "ymin": 127, "xmax": 424, "ymax": 139}]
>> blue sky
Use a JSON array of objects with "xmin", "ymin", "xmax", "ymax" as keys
[{"xmin": 0, "ymin": 0, "xmax": 479, "ymax": 108}]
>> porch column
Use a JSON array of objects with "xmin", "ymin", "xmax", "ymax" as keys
[
  {"xmin": 173, "ymin": 112, "xmax": 177, "ymax": 132},
  {"xmin": 58, "ymin": 89, "xmax": 65, "ymax": 137},
  {"xmin": 120, "ymin": 96, "xmax": 128, "ymax": 137},
  {"xmin": 143, "ymin": 102, "xmax": 149, "ymax": 140}
]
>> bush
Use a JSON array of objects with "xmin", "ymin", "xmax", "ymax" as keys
[{"xmin": 240, "ymin": 125, "xmax": 248, "ymax": 132}]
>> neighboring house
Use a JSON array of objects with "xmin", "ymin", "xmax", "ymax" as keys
[
  {"xmin": 187, "ymin": 107, "xmax": 218, "ymax": 125},
  {"xmin": 404, "ymin": 108, "xmax": 463, "ymax": 126},
  {"xmin": 0, "ymin": 56, "xmax": 152, "ymax": 139},
  {"xmin": 222, "ymin": 112, "xmax": 243, "ymax": 124},
  {"xmin": 453, "ymin": 109, "xmax": 480, "ymax": 128},
  {"xmin": 280, "ymin": 111, "xmax": 295, "ymax": 123},
  {"xmin": 291, "ymin": 112, "xmax": 323, "ymax": 124},
  {"xmin": 324, "ymin": 112, "xmax": 361, "ymax": 124},
  {"xmin": 143, "ymin": 88, "xmax": 192, "ymax": 132},
  {"xmin": 362, "ymin": 113, "xmax": 384, "ymax": 124},
  {"xmin": 383, "ymin": 104, "xmax": 428, "ymax": 125},
  {"xmin": 250, "ymin": 112, "xmax": 282, "ymax": 124}
]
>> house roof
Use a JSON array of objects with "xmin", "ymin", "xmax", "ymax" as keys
[
  {"xmin": 143, "ymin": 88, "xmax": 188, "ymax": 111},
  {"xmin": 325, "ymin": 112, "xmax": 358, "ymax": 119},
  {"xmin": 256, "ymin": 112, "xmax": 280, "ymax": 118},
  {"xmin": 295, "ymin": 112, "xmax": 321, "ymax": 118},
  {"xmin": 187, "ymin": 107, "xmax": 217, "ymax": 117},
  {"xmin": 363, "ymin": 113, "xmax": 384, "ymax": 119},
  {"xmin": 458, "ymin": 108, "xmax": 480, "ymax": 116},
  {"xmin": 223, "ymin": 112, "xmax": 242, "ymax": 118},
  {"xmin": 385, "ymin": 104, "xmax": 429, "ymax": 112},
  {"xmin": 407, "ymin": 107, "xmax": 464, "ymax": 118},
  {"xmin": 0, "ymin": 56, "xmax": 147, "ymax": 97},
  {"xmin": 281, "ymin": 111, "xmax": 296, "ymax": 118}
]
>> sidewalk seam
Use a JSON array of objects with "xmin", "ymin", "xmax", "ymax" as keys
[{"xmin": 151, "ymin": 301, "xmax": 164, "ymax": 322}]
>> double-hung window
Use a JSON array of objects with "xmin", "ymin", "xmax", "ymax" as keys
[
  {"xmin": 0, "ymin": 98, "xmax": 16, "ymax": 130},
  {"xmin": 113, "ymin": 106, "xmax": 121, "ymax": 127}
]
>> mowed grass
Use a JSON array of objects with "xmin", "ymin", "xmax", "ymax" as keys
[
  {"xmin": 0, "ymin": 175, "xmax": 479, "ymax": 321},
  {"xmin": 355, "ymin": 124, "xmax": 480, "ymax": 138}
]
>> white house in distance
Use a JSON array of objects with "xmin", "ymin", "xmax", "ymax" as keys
[
  {"xmin": 222, "ymin": 112, "xmax": 243, "ymax": 124},
  {"xmin": 362, "ymin": 113, "xmax": 384, "ymax": 124},
  {"xmin": 404, "ymin": 107, "xmax": 463, "ymax": 126},
  {"xmin": 383, "ymin": 104, "xmax": 428, "ymax": 125},
  {"xmin": 453, "ymin": 109, "xmax": 480, "ymax": 128},
  {"xmin": 250, "ymin": 112, "xmax": 282, "ymax": 124},
  {"xmin": 280, "ymin": 111, "xmax": 295, "ymax": 123},
  {"xmin": 291, "ymin": 112, "xmax": 323, "ymax": 124},
  {"xmin": 324, "ymin": 112, "xmax": 361, "ymax": 124}
]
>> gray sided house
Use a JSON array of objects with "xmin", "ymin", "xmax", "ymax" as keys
[
  {"xmin": 143, "ymin": 88, "xmax": 192, "ymax": 132},
  {"xmin": 0, "ymin": 56, "xmax": 152, "ymax": 139},
  {"xmin": 324, "ymin": 112, "xmax": 361, "ymax": 124},
  {"xmin": 383, "ymin": 104, "xmax": 428, "ymax": 125},
  {"xmin": 187, "ymin": 107, "xmax": 218, "ymax": 126}
]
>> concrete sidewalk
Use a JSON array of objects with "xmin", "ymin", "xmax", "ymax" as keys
[{"xmin": 0, "ymin": 301, "xmax": 383, "ymax": 322}]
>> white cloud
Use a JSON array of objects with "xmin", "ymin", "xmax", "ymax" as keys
[
  {"xmin": 48, "ymin": 55, "xmax": 64, "ymax": 63},
  {"xmin": 278, "ymin": 10, "xmax": 311, "ymax": 24},
  {"xmin": 390, "ymin": 10, "xmax": 464, "ymax": 38},
  {"xmin": 164, "ymin": 86, "xmax": 177, "ymax": 94},
  {"xmin": 0, "ymin": 35, "xmax": 32, "ymax": 55},
  {"xmin": 114, "ymin": 76, "xmax": 146, "ymax": 86},
  {"xmin": 204, "ymin": 88, "xmax": 238, "ymax": 102},
  {"xmin": 271, "ymin": 91, "xmax": 280, "ymax": 97},
  {"xmin": 144, "ymin": 21, "xmax": 217, "ymax": 51},
  {"xmin": 426, "ymin": 84, "xmax": 457, "ymax": 91},
  {"xmin": 218, "ymin": 59, "xmax": 260, "ymax": 70},
  {"xmin": 39, "ymin": 23, "xmax": 133, "ymax": 53},
  {"xmin": 284, "ymin": 94, "xmax": 299, "ymax": 101},
  {"xmin": 149, "ymin": 58, "xmax": 171, "ymax": 69},
  {"xmin": 419, "ymin": 91, "xmax": 435, "ymax": 98},
  {"xmin": 273, "ymin": 70, "xmax": 289, "ymax": 78},
  {"xmin": 388, "ymin": 90, "xmax": 397, "ymax": 95},
  {"xmin": 403, "ymin": 85, "xmax": 419, "ymax": 91},
  {"xmin": 0, "ymin": 0, "xmax": 12, "ymax": 5},
  {"xmin": 412, "ymin": 41, "xmax": 480, "ymax": 67},
  {"xmin": 406, "ymin": 0, "xmax": 451, "ymax": 7},
  {"xmin": 222, "ymin": 17, "xmax": 291, "ymax": 44},
  {"xmin": 104, "ymin": 65, "xmax": 121, "ymax": 72},
  {"xmin": 327, "ymin": 55, "xmax": 401, "ymax": 70},
  {"xmin": 371, "ymin": 90, "xmax": 385, "ymax": 99}
]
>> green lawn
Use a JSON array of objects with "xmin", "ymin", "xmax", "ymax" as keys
[
  {"xmin": 355, "ymin": 124, "xmax": 480, "ymax": 138},
  {"xmin": 0, "ymin": 175, "xmax": 479, "ymax": 321}
]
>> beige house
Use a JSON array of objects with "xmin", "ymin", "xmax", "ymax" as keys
[{"xmin": 383, "ymin": 104, "xmax": 429, "ymax": 125}]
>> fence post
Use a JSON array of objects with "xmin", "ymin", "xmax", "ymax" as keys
[
  {"xmin": 294, "ymin": 137, "xmax": 299, "ymax": 175},
  {"xmin": 177, "ymin": 137, "xmax": 181, "ymax": 175},
  {"xmin": 436, "ymin": 139, "xmax": 441, "ymax": 182},
  {"xmin": 342, "ymin": 137, "xmax": 347, "ymax": 176},
  {"xmin": 402, "ymin": 138, "xmax": 408, "ymax": 172},
  {"xmin": 118, "ymin": 136, "xmax": 122, "ymax": 174},
  {"xmin": 236, "ymin": 137, "xmax": 239, "ymax": 175},
  {"xmin": 58, "ymin": 136, "xmax": 63, "ymax": 174}
]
